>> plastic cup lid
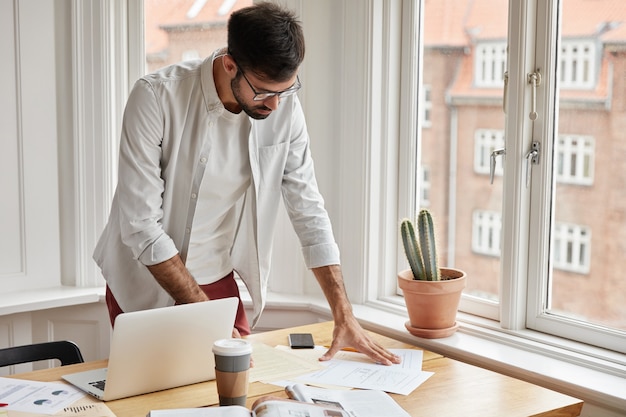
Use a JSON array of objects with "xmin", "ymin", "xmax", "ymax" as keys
[{"xmin": 212, "ymin": 338, "xmax": 253, "ymax": 356}]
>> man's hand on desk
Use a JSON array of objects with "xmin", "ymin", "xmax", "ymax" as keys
[
  {"xmin": 319, "ymin": 316, "xmax": 401, "ymax": 366},
  {"xmin": 232, "ymin": 327, "xmax": 255, "ymax": 368}
]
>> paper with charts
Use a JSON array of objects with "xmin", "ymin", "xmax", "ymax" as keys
[{"xmin": 0, "ymin": 377, "xmax": 84, "ymax": 415}]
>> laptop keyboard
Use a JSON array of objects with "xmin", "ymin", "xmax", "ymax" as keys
[{"xmin": 89, "ymin": 380, "xmax": 106, "ymax": 391}]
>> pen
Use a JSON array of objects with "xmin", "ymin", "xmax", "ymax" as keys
[
  {"xmin": 323, "ymin": 345, "xmax": 359, "ymax": 352},
  {"xmin": 0, "ymin": 403, "xmax": 8, "ymax": 407}
]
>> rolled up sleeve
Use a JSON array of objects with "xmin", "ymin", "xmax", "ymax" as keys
[{"xmin": 117, "ymin": 79, "xmax": 178, "ymax": 266}]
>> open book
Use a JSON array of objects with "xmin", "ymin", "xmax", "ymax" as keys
[
  {"xmin": 285, "ymin": 384, "xmax": 410, "ymax": 417},
  {"xmin": 146, "ymin": 400, "xmax": 350, "ymax": 417}
]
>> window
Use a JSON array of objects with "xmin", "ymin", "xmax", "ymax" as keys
[
  {"xmin": 555, "ymin": 134, "xmax": 594, "ymax": 185},
  {"xmin": 182, "ymin": 50, "xmax": 200, "ymax": 61},
  {"xmin": 403, "ymin": 0, "xmax": 626, "ymax": 354},
  {"xmin": 474, "ymin": 129, "xmax": 505, "ymax": 176},
  {"xmin": 144, "ymin": 0, "xmax": 250, "ymax": 73},
  {"xmin": 421, "ymin": 85, "xmax": 432, "ymax": 128},
  {"xmin": 553, "ymin": 223, "xmax": 591, "ymax": 274},
  {"xmin": 559, "ymin": 40, "xmax": 595, "ymax": 89},
  {"xmin": 474, "ymin": 42, "xmax": 507, "ymax": 88},
  {"xmin": 419, "ymin": 166, "xmax": 431, "ymax": 207},
  {"xmin": 472, "ymin": 211, "xmax": 502, "ymax": 257}
]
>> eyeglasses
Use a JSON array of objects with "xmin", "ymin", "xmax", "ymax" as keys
[{"xmin": 234, "ymin": 60, "xmax": 301, "ymax": 101}]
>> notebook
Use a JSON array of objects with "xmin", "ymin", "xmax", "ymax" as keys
[{"xmin": 62, "ymin": 297, "xmax": 238, "ymax": 401}]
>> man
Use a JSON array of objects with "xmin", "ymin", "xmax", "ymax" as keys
[{"xmin": 94, "ymin": 2, "xmax": 399, "ymax": 365}]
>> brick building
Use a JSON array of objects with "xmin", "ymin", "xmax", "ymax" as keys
[
  {"xmin": 422, "ymin": 0, "xmax": 626, "ymax": 328},
  {"xmin": 145, "ymin": 0, "xmax": 252, "ymax": 73}
]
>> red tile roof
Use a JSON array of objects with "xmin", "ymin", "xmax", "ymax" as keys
[
  {"xmin": 438, "ymin": 0, "xmax": 625, "ymax": 101},
  {"xmin": 425, "ymin": 0, "xmax": 626, "ymax": 46},
  {"xmin": 145, "ymin": 0, "xmax": 252, "ymax": 55},
  {"xmin": 423, "ymin": 0, "xmax": 473, "ymax": 47}
]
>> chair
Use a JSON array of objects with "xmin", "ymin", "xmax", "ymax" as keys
[{"xmin": 0, "ymin": 340, "xmax": 84, "ymax": 368}]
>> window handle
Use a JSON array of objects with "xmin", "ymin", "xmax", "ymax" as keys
[
  {"xmin": 525, "ymin": 141, "xmax": 541, "ymax": 188},
  {"xmin": 503, "ymin": 71, "xmax": 508, "ymax": 114},
  {"xmin": 528, "ymin": 70, "xmax": 542, "ymax": 121},
  {"xmin": 490, "ymin": 148, "xmax": 506, "ymax": 184}
]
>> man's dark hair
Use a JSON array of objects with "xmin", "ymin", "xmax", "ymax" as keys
[{"xmin": 228, "ymin": 2, "xmax": 305, "ymax": 82}]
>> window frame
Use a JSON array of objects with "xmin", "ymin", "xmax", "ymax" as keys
[
  {"xmin": 473, "ymin": 129, "xmax": 505, "ymax": 176},
  {"xmin": 472, "ymin": 210, "xmax": 502, "ymax": 257},
  {"xmin": 555, "ymin": 134, "xmax": 595, "ymax": 185},
  {"xmin": 520, "ymin": 0, "xmax": 625, "ymax": 353},
  {"xmin": 121, "ymin": 0, "xmax": 625, "ymax": 362},
  {"xmin": 393, "ymin": 0, "xmax": 626, "ymax": 355},
  {"xmin": 474, "ymin": 41, "xmax": 508, "ymax": 88}
]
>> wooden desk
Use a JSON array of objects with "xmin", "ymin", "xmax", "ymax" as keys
[{"xmin": 10, "ymin": 321, "xmax": 583, "ymax": 417}]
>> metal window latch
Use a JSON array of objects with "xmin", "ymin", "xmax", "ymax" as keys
[
  {"xmin": 490, "ymin": 148, "xmax": 506, "ymax": 184},
  {"xmin": 528, "ymin": 70, "xmax": 542, "ymax": 121},
  {"xmin": 525, "ymin": 141, "xmax": 540, "ymax": 188},
  {"xmin": 503, "ymin": 71, "xmax": 509, "ymax": 114}
]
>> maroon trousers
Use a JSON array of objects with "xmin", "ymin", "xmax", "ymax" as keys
[{"xmin": 105, "ymin": 271, "xmax": 251, "ymax": 335}]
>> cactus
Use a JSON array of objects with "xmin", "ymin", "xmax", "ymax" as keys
[{"xmin": 400, "ymin": 209, "xmax": 441, "ymax": 281}]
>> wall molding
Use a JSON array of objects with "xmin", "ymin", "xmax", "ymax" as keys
[{"xmin": 71, "ymin": 0, "xmax": 128, "ymax": 287}]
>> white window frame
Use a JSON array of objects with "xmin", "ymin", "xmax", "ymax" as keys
[
  {"xmin": 559, "ymin": 39, "xmax": 596, "ymax": 89},
  {"xmin": 526, "ymin": 0, "xmax": 624, "ymax": 353},
  {"xmin": 552, "ymin": 222, "xmax": 591, "ymax": 274},
  {"xmin": 473, "ymin": 129, "xmax": 505, "ymax": 176},
  {"xmin": 472, "ymin": 210, "xmax": 502, "ymax": 257},
  {"xmin": 555, "ymin": 134, "xmax": 595, "ymax": 185},
  {"xmin": 474, "ymin": 41, "xmax": 508, "ymax": 88},
  {"xmin": 182, "ymin": 50, "xmax": 200, "ymax": 61},
  {"xmin": 419, "ymin": 166, "xmax": 431, "ymax": 207},
  {"xmin": 421, "ymin": 84, "xmax": 432, "ymax": 128}
]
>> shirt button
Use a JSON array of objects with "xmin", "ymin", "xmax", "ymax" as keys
[
  {"xmin": 209, "ymin": 121, "xmax": 215, "ymax": 127},
  {"xmin": 191, "ymin": 193, "xmax": 197, "ymax": 199},
  {"xmin": 200, "ymin": 157, "xmax": 207, "ymax": 164},
  {"xmin": 185, "ymin": 228, "xmax": 191, "ymax": 234}
]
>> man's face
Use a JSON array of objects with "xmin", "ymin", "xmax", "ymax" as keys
[{"xmin": 230, "ymin": 70, "xmax": 299, "ymax": 120}]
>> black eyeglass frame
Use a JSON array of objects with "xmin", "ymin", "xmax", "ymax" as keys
[{"xmin": 231, "ymin": 56, "xmax": 301, "ymax": 101}]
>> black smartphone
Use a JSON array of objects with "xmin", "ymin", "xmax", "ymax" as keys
[{"xmin": 288, "ymin": 333, "xmax": 315, "ymax": 349}]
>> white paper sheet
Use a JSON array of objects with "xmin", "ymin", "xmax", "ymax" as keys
[
  {"xmin": 0, "ymin": 378, "xmax": 84, "ymax": 415},
  {"xmin": 271, "ymin": 347, "xmax": 433, "ymax": 395},
  {"xmin": 295, "ymin": 361, "xmax": 434, "ymax": 395}
]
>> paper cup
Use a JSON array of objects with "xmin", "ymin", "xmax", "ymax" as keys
[{"xmin": 212, "ymin": 339, "xmax": 252, "ymax": 406}]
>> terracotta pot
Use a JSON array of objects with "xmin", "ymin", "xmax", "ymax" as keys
[{"xmin": 397, "ymin": 268, "xmax": 466, "ymax": 338}]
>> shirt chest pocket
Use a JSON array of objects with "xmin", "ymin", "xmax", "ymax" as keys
[{"xmin": 257, "ymin": 142, "xmax": 289, "ymax": 189}]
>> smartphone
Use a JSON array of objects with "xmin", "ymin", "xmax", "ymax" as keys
[{"xmin": 288, "ymin": 333, "xmax": 315, "ymax": 349}]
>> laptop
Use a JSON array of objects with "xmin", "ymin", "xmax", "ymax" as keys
[{"xmin": 62, "ymin": 297, "xmax": 238, "ymax": 401}]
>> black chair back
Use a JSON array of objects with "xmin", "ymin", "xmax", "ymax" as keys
[{"xmin": 0, "ymin": 340, "xmax": 84, "ymax": 367}]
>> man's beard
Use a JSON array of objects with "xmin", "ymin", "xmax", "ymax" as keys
[{"xmin": 231, "ymin": 75, "xmax": 273, "ymax": 120}]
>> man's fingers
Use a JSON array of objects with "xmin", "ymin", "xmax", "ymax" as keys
[{"xmin": 319, "ymin": 343, "xmax": 340, "ymax": 362}]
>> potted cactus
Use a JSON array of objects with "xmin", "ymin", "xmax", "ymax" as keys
[{"xmin": 398, "ymin": 209, "xmax": 466, "ymax": 338}]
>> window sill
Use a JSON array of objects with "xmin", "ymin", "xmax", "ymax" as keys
[
  {"xmin": 0, "ymin": 286, "xmax": 104, "ymax": 316},
  {"xmin": 249, "ymin": 291, "xmax": 626, "ymax": 415}
]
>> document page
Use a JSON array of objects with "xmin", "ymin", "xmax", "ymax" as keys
[
  {"xmin": 285, "ymin": 384, "xmax": 410, "ymax": 417},
  {"xmin": 248, "ymin": 342, "xmax": 323, "ymax": 383},
  {"xmin": 253, "ymin": 400, "xmax": 349, "ymax": 417},
  {"xmin": 0, "ymin": 377, "xmax": 84, "ymax": 415},
  {"xmin": 273, "ymin": 346, "xmax": 433, "ymax": 395}
]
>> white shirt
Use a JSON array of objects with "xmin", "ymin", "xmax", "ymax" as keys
[
  {"xmin": 93, "ymin": 50, "xmax": 340, "ymax": 326},
  {"xmin": 186, "ymin": 110, "xmax": 251, "ymax": 284}
]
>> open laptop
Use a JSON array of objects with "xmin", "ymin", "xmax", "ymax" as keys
[{"xmin": 62, "ymin": 297, "xmax": 238, "ymax": 401}]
